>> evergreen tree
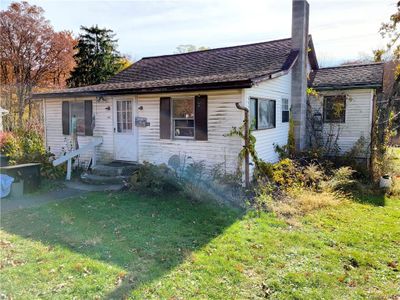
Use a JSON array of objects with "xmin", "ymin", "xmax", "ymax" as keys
[{"xmin": 67, "ymin": 25, "xmax": 124, "ymax": 87}]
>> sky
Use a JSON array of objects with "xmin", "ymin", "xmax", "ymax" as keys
[{"xmin": 0, "ymin": 0, "xmax": 396, "ymax": 66}]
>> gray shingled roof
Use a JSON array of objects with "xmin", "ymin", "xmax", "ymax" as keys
[
  {"xmin": 33, "ymin": 37, "xmax": 310, "ymax": 98},
  {"xmin": 310, "ymin": 63, "xmax": 384, "ymax": 90}
]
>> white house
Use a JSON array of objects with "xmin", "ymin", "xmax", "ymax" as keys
[{"xmin": 32, "ymin": 0, "xmax": 384, "ymax": 179}]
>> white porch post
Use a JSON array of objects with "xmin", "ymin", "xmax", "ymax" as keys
[{"xmin": 66, "ymin": 159, "xmax": 72, "ymax": 180}]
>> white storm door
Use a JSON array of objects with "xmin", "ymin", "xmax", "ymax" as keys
[{"xmin": 113, "ymin": 99, "xmax": 137, "ymax": 161}]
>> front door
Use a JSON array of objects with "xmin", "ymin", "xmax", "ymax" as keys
[{"xmin": 113, "ymin": 99, "xmax": 137, "ymax": 161}]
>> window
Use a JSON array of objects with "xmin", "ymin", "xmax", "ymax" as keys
[
  {"xmin": 116, "ymin": 100, "xmax": 133, "ymax": 133},
  {"xmin": 172, "ymin": 98, "xmax": 195, "ymax": 138},
  {"xmin": 323, "ymin": 95, "xmax": 346, "ymax": 123},
  {"xmin": 282, "ymin": 98, "xmax": 289, "ymax": 123},
  {"xmin": 70, "ymin": 101, "xmax": 85, "ymax": 135},
  {"xmin": 249, "ymin": 98, "xmax": 258, "ymax": 130},
  {"xmin": 249, "ymin": 98, "xmax": 276, "ymax": 130}
]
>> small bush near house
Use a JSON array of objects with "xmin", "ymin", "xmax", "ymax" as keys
[
  {"xmin": 0, "ymin": 127, "xmax": 65, "ymax": 179},
  {"xmin": 129, "ymin": 159, "xmax": 246, "ymax": 206},
  {"xmin": 321, "ymin": 166, "xmax": 356, "ymax": 193},
  {"xmin": 303, "ymin": 163, "xmax": 325, "ymax": 190},
  {"xmin": 129, "ymin": 162, "xmax": 183, "ymax": 195},
  {"xmin": 270, "ymin": 158, "xmax": 302, "ymax": 187},
  {"xmin": 0, "ymin": 131, "xmax": 22, "ymax": 164}
]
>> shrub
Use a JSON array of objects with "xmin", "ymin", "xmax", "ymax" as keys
[
  {"xmin": 0, "ymin": 131, "xmax": 21, "ymax": 164},
  {"xmin": 254, "ymin": 160, "xmax": 274, "ymax": 180},
  {"xmin": 273, "ymin": 144, "xmax": 289, "ymax": 160},
  {"xmin": 303, "ymin": 163, "xmax": 324, "ymax": 190},
  {"xmin": 322, "ymin": 166, "xmax": 356, "ymax": 192},
  {"xmin": 0, "ymin": 129, "xmax": 65, "ymax": 179},
  {"xmin": 15, "ymin": 127, "xmax": 46, "ymax": 163},
  {"xmin": 130, "ymin": 162, "xmax": 182, "ymax": 195},
  {"xmin": 271, "ymin": 158, "xmax": 302, "ymax": 187},
  {"xmin": 185, "ymin": 160, "xmax": 206, "ymax": 181}
]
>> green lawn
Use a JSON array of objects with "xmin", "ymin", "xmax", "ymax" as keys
[{"xmin": 1, "ymin": 191, "xmax": 399, "ymax": 299}]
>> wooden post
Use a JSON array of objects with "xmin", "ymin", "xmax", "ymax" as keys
[{"xmin": 66, "ymin": 159, "xmax": 72, "ymax": 180}]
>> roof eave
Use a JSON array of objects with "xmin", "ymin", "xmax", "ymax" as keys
[
  {"xmin": 251, "ymin": 52, "xmax": 299, "ymax": 84},
  {"xmin": 31, "ymin": 80, "xmax": 253, "ymax": 99},
  {"xmin": 313, "ymin": 84, "xmax": 382, "ymax": 91},
  {"xmin": 307, "ymin": 36, "xmax": 319, "ymax": 70}
]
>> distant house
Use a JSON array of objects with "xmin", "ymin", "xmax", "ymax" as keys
[{"xmin": 32, "ymin": 0, "xmax": 384, "ymax": 175}]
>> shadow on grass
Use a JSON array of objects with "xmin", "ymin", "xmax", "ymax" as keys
[
  {"xmin": 0, "ymin": 191, "xmax": 241, "ymax": 298},
  {"xmin": 351, "ymin": 189, "xmax": 386, "ymax": 206}
]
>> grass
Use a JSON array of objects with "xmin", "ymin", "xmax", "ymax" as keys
[
  {"xmin": 1, "ymin": 189, "xmax": 399, "ymax": 299},
  {"xmin": 388, "ymin": 147, "xmax": 400, "ymax": 197}
]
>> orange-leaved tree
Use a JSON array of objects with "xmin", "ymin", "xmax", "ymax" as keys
[{"xmin": 0, "ymin": 1, "xmax": 76, "ymax": 128}]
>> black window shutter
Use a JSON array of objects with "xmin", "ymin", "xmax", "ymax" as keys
[
  {"xmin": 160, "ymin": 97, "xmax": 171, "ymax": 139},
  {"xmin": 195, "ymin": 95, "xmax": 208, "ymax": 141},
  {"xmin": 62, "ymin": 101, "xmax": 70, "ymax": 135},
  {"xmin": 84, "ymin": 100, "xmax": 93, "ymax": 136},
  {"xmin": 273, "ymin": 100, "xmax": 276, "ymax": 128},
  {"xmin": 282, "ymin": 111, "xmax": 289, "ymax": 123}
]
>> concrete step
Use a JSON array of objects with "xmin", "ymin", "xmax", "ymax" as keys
[
  {"xmin": 80, "ymin": 173, "xmax": 129, "ymax": 185},
  {"xmin": 91, "ymin": 163, "xmax": 140, "ymax": 177},
  {"xmin": 66, "ymin": 180, "xmax": 124, "ymax": 192}
]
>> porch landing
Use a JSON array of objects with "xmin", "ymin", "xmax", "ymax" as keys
[{"xmin": 80, "ymin": 161, "xmax": 139, "ymax": 186}]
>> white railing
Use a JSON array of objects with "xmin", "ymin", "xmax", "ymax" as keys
[{"xmin": 53, "ymin": 137, "xmax": 103, "ymax": 180}]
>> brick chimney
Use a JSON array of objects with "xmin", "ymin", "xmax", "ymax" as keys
[{"xmin": 291, "ymin": 0, "xmax": 309, "ymax": 151}]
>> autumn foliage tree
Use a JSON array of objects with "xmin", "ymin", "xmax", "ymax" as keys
[
  {"xmin": 370, "ymin": 1, "xmax": 400, "ymax": 179},
  {"xmin": 0, "ymin": 1, "xmax": 76, "ymax": 128}
]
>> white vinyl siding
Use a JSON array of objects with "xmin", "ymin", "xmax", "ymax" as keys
[
  {"xmin": 44, "ymin": 97, "xmax": 114, "ymax": 164},
  {"xmin": 309, "ymin": 88, "xmax": 374, "ymax": 155},
  {"xmin": 243, "ymin": 71, "xmax": 292, "ymax": 164},
  {"xmin": 137, "ymin": 89, "xmax": 244, "ymax": 173}
]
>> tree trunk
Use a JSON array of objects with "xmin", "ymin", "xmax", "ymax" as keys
[{"xmin": 17, "ymin": 86, "xmax": 24, "ymax": 128}]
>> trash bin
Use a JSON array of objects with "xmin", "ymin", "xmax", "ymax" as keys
[
  {"xmin": 0, "ymin": 174, "xmax": 14, "ymax": 198},
  {"xmin": 10, "ymin": 180, "xmax": 24, "ymax": 198}
]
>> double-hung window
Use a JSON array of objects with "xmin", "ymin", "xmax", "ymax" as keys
[
  {"xmin": 62, "ymin": 100, "xmax": 93, "ymax": 136},
  {"xmin": 323, "ymin": 95, "xmax": 346, "ymax": 123},
  {"xmin": 282, "ymin": 98, "xmax": 289, "ymax": 123},
  {"xmin": 172, "ymin": 98, "xmax": 195, "ymax": 138},
  {"xmin": 249, "ymin": 98, "xmax": 276, "ymax": 130}
]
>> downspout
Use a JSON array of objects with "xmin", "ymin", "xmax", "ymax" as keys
[{"xmin": 235, "ymin": 102, "xmax": 250, "ymax": 188}]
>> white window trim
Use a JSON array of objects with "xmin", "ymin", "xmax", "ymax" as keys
[
  {"xmin": 282, "ymin": 98, "xmax": 290, "ymax": 123},
  {"xmin": 171, "ymin": 97, "xmax": 195, "ymax": 139},
  {"xmin": 70, "ymin": 101, "xmax": 85, "ymax": 136},
  {"xmin": 116, "ymin": 100, "xmax": 133, "ymax": 134},
  {"xmin": 250, "ymin": 97, "xmax": 276, "ymax": 130}
]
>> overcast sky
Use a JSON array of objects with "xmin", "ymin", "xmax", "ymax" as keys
[{"xmin": 1, "ymin": 0, "xmax": 396, "ymax": 66}]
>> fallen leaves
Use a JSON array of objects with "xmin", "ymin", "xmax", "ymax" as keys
[
  {"xmin": 115, "ymin": 271, "xmax": 127, "ymax": 286},
  {"xmin": 388, "ymin": 260, "xmax": 399, "ymax": 271},
  {"xmin": 0, "ymin": 257, "xmax": 25, "ymax": 269},
  {"xmin": 0, "ymin": 239, "xmax": 13, "ymax": 249}
]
